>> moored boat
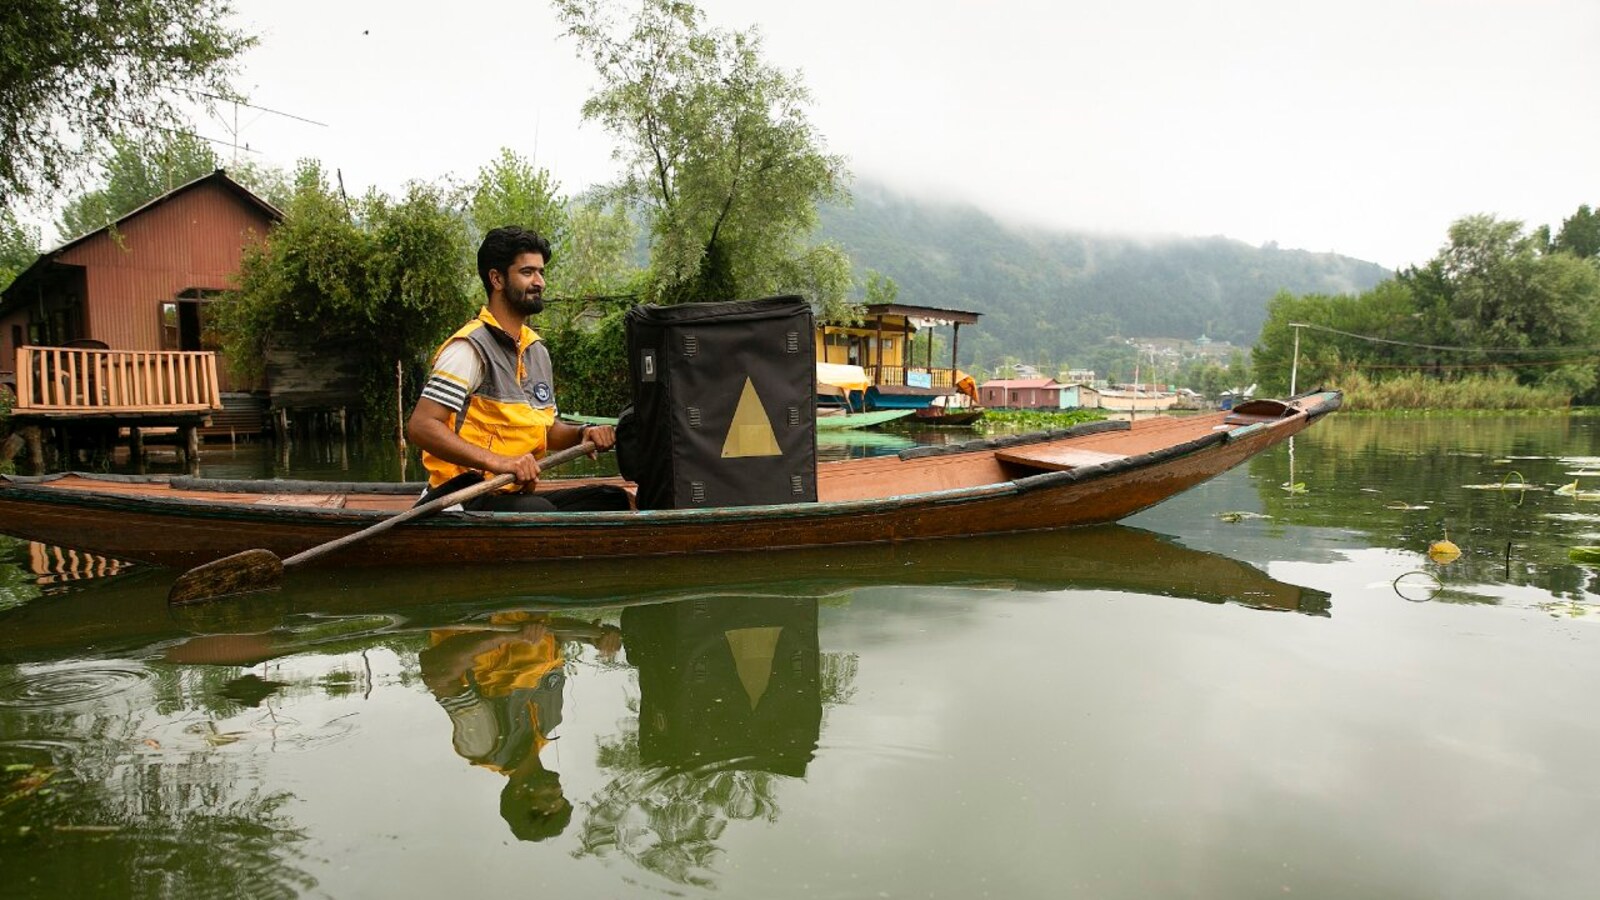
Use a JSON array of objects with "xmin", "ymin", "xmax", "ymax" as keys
[{"xmin": 0, "ymin": 392, "xmax": 1340, "ymax": 570}]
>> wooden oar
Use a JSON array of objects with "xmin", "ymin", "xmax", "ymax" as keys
[{"xmin": 168, "ymin": 442, "xmax": 598, "ymax": 606}]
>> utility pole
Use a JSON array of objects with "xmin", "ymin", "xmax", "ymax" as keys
[{"xmin": 1288, "ymin": 323, "xmax": 1305, "ymax": 395}]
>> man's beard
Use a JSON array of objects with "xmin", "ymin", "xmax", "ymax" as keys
[{"xmin": 506, "ymin": 286, "xmax": 544, "ymax": 315}]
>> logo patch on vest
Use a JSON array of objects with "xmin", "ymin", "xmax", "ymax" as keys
[{"xmin": 531, "ymin": 382, "xmax": 553, "ymax": 405}]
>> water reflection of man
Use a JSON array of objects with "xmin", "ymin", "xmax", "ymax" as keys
[{"xmin": 419, "ymin": 612, "xmax": 621, "ymax": 842}]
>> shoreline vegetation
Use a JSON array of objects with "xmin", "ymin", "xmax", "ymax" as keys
[{"xmin": 1330, "ymin": 372, "xmax": 1575, "ymax": 412}]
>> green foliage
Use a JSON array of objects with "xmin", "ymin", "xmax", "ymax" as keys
[
  {"xmin": 555, "ymin": 198, "xmax": 645, "ymax": 301},
  {"xmin": 0, "ymin": 208, "xmax": 40, "ymax": 291},
  {"xmin": 545, "ymin": 308, "xmax": 631, "ymax": 417},
  {"xmin": 0, "ymin": 537, "xmax": 42, "ymax": 611},
  {"xmin": 0, "ymin": 0, "xmax": 254, "ymax": 207},
  {"xmin": 0, "ymin": 384, "xmax": 14, "ymax": 476},
  {"xmin": 1252, "ymin": 210, "xmax": 1600, "ymax": 407},
  {"xmin": 219, "ymin": 162, "xmax": 476, "ymax": 434},
  {"xmin": 863, "ymin": 270, "xmax": 898, "ymax": 307},
  {"xmin": 469, "ymin": 148, "xmax": 569, "ymax": 267},
  {"xmin": 56, "ymin": 133, "xmax": 219, "ymax": 238},
  {"xmin": 1554, "ymin": 204, "xmax": 1600, "ymax": 259},
  {"xmin": 554, "ymin": 0, "xmax": 853, "ymax": 318}
]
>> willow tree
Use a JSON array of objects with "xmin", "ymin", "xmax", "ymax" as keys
[
  {"xmin": 55, "ymin": 133, "xmax": 221, "ymax": 238},
  {"xmin": 1, "ymin": 0, "xmax": 253, "ymax": 209},
  {"xmin": 553, "ymin": 0, "xmax": 855, "ymax": 318}
]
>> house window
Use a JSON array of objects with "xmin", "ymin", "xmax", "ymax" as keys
[{"xmin": 160, "ymin": 292, "xmax": 225, "ymax": 352}]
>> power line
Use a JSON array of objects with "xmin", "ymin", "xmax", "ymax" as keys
[{"xmin": 1287, "ymin": 321, "xmax": 1600, "ymax": 355}]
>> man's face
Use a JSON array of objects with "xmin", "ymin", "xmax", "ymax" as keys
[{"xmin": 496, "ymin": 251, "xmax": 546, "ymax": 315}]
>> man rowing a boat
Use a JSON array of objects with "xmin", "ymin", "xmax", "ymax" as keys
[{"xmin": 406, "ymin": 226, "xmax": 630, "ymax": 511}]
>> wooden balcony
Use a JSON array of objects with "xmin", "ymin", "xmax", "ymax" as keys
[
  {"xmin": 872, "ymin": 364, "xmax": 960, "ymax": 390},
  {"xmin": 12, "ymin": 346, "xmax": 223, "ymax": 416}
]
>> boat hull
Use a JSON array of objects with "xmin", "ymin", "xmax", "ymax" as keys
[{"xmin": 0, "ymin": 392, "xmax": 1340, "ymax": 568}]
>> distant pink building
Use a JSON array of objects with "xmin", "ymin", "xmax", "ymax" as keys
[{"xmin": 978, "ymin": 378, "xmax": 1060, "ymax": 409}]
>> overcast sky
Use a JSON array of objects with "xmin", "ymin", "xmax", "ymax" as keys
[{"xmin": 213, "ymin": 0, "xmax": 1597, "ymax": 270}]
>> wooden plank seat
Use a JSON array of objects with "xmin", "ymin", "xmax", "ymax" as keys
[{"xmin": 993, "ymin": 445, "xmax": 1129, "ymax": 473}]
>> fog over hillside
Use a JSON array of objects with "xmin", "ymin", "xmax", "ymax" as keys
[{"xmin": 818, "ymin": 181, "xmax": 1391, "ymax": 370}]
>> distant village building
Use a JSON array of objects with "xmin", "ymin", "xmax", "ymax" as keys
[{"xmin": 979, "ymin": 378, "xmax": 1061, "ymax": 409}]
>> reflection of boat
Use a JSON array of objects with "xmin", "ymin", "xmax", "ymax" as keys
[
  {"xmin": 0, "ymin": 392, "xmax": 1341, "ymax": 571},
  {"xmin": 815, "ymin": 428, "xmax": 917, "ymax": 459},
  {"xmin": 0, "ymin": 524, "xmax": 1330, "ymax": 663}
]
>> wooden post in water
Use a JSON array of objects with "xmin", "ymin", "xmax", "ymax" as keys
[
  {"xmin": 395, "ymin": 358, "xmax": 407, "ymax": 452},
  {"xmin": 23, "ymin": 426, "xmax": 44, "ymax": 472}
]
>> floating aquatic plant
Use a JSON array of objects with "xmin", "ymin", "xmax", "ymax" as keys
[
  {"xmin": 1428, "ymin": 528, "xmax": 1461, "ymax": 564},
  {"xmin": 1568, "ymin": 547, "xmax": 1600, "ymax": 565},
  {"xmin": 1218, "ymin": 511, "xmax": 1271, "ymax": 523},
  {"xmin": 1281, "ymin": 481, "xmax": 1307, "ymax": 495},
  {"xmin": 1554, "ymin": 480, "xmax": 1600, "ymax": 500}
]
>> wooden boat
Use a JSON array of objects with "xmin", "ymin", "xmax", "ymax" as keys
[
  {"xmin": 813, "ymin": 407, "xmax": 914, "ymax": 430},
  {"xmin": 0, "ymin": 392, "xmax": 1340, "ymax": 570}
]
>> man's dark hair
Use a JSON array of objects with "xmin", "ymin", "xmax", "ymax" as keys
[{"xmin": 477, "ymin": 227, "xmax": 553, "ymax": 297}]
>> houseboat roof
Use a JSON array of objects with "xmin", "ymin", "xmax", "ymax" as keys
[
  {"xmin": 1, "ymin": 169, "xmax": 282, "ymax": 308},
  {"xmin": 981, "ymin": 378, "xmax": 1059, "ymax": 389},
  {"xmin": 859, "ymin": 303, "xmax": 982, "ymax": 325}
]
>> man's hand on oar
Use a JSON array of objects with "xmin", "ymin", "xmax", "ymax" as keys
[{"xmin": 168, "ymin": 442, "xmax": 598, "ymax": 606}]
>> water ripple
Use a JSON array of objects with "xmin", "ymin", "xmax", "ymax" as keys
[{"xmin": 0, "ymin": 663, "xmax": 154, "ymax": 710}]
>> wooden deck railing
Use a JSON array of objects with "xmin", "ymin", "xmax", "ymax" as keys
[
  {"xmin": 13, "ymin": 346, "xmax": 223, "ymax": 414},
  {"xmin": 872, "ymin": 365, "xmax": 958, "ymax": 390}
]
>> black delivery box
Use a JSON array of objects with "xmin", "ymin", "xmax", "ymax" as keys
[{"xmin": 623, "ymin": 296, "xmax": 817, "ymax": 510}]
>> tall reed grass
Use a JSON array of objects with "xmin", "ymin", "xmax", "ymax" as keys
[{"xmin": 1334, "ymin": 371, "xmax": 1571, "ymax": 411}]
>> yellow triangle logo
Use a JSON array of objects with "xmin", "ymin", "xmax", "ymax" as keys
[
  {"xmin": 725, "ymin": 626, "xmax": 783, "ymax": 710},
  {"xmin": 721, "ymin": 377, "xmax": 782, "ymax": 458}
]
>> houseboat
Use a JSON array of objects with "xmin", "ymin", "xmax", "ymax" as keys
[{"xmin": 815, "ymin": 302, "xmax": 983, "ymax": 421}]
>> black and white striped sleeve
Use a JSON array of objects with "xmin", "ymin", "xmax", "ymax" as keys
[{"xmin": 420, "ymin": 340, "xmax": 481, "ymax": 413}]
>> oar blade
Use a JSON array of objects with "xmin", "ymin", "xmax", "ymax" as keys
[{"xmin": 168, "ymin": 549, "xmax": 286, "ymax": 606}]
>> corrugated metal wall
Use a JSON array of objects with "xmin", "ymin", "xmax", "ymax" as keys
[{"xmin": 56, "ymin": 181, "xmax": 273, "ymax": 354}]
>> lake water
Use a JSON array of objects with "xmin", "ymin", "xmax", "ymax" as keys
[{"xmin": 2, "ymin": 414, "xmax": 1599, "ymax": 898}]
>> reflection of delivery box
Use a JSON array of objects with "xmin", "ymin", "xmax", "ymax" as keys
[
  {"xmin": 623, "ymin": 297, "xmax": 817, "ymax": 510},
  {"xmin": 623, "ymin": 595, "xmax": 821, "ymax": 776}
]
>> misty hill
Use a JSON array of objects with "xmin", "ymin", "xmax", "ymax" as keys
[{"xmin": 817, "ymin": 182, "xmax": 1390, "ymax": 369}]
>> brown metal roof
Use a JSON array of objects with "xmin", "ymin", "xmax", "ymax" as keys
[
  {"xmin": 1, "ymin": 170, "xmax": 281, "ymax": 308},
  {"xmin": 862, "ymin": 303, "xmax": 982, "ymax": 325}
]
